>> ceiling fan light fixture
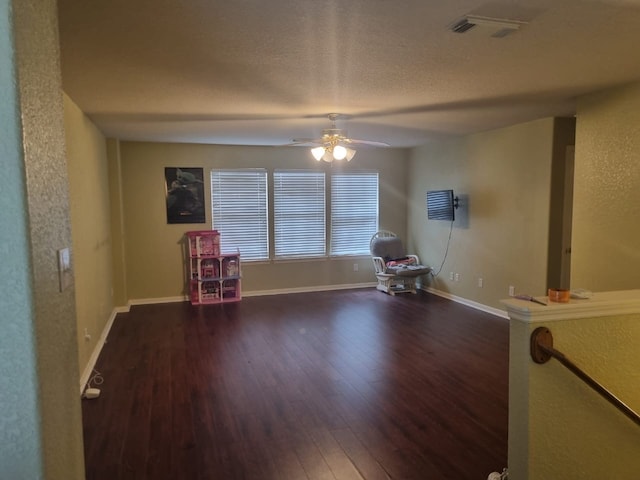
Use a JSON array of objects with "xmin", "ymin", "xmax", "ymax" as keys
[
  {"xmin": 321, "ymin": 150, "xmax": 334, "ymax": 162},
  {"xmin": 301, "ymin": 113, "xmax": 384, "ymax": 162},
  {"xmin": 345, "ymin": 147, "xmax": 356, "ymax": 161},
  {"xmin": 310, "ymin": 145, "xmax": 357, "ymax": 162},
  {"xmin": 311, "ymin": 146, "xmax": 325, "ymax": 161},
  {"xmin": 333, "ymin": 145, "xmax": 347, "ymax": 160}
]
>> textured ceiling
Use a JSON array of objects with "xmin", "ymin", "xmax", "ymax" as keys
[{"xmin": 58, "ymin": 0, "xmax": 640, "ymax": 147}]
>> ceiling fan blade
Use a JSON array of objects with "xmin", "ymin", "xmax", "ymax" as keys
[
  {"xmin": 343, "ymin": 138, "xmax": 390, "ymax": 147},
  {"xmin": 282, "ymin": 138, "xmax": 323, "ymax": 146}
]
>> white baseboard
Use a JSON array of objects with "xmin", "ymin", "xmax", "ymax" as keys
[
  {"xmin": 79, "ymin": 307, "xmax": 119, "ymax": 394},
  {"xmin": 128, "ymin": 295, "xmax": 188, "ymax": 306},
  {"xmin": 421, "ymin": 286, "xmax": 509, "ymax": 319},
  {"xmin": 112, "ymin": 285, "xmax": 375, "ymax": 315},
  {"xmin": 243, "ymin": 282, "xmax": 377, "ymax": 297},
  {"xmin": 126, "ymin": 285, "xmax": 376, "ymax": 304}
]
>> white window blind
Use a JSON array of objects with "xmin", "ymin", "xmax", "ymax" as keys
[
  {"xmin": 211, "ymin": 169, "xmax": 269, "ymax": 261},
  {"xmin": 273, "ymin": 170, "xmax": 326, "ymax": 258},
  {"xmin": 330, "ymin": 172, "xmax": 379, "ymax": 256}
]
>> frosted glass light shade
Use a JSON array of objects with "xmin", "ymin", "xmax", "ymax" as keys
[
  {"xmin": 333, "ymin": 145, "xmax": 347, "ymax": 160},
  {"xmin": 345, "ymin": 148, "xmax": 356, "ymax": 161},
  {"xmin": 311, "ymin": 146, "xmax": 325, "ymax": 161},
  {"xmin": 310, "ymin": 145, "xmax": 357, "ymax": 162}
]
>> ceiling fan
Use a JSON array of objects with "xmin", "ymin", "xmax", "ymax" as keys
[{"xmin": 289, "ymin": 113, "xmax": 390, "ymax": 162}]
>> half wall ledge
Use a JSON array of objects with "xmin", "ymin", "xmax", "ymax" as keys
[{"xmin": 501, "ymin": 289, "xmax": 640, "ymax": 322}]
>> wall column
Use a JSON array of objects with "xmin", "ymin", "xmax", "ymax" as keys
[{"xmin": 8, "ymin": 0, "xmax": 86, "ymax": 477}]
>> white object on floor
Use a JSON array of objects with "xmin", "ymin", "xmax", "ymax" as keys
[
  {"xmin": 487, "ymin": 468, "xmax": 508, "ymax": 480},
  {"xmin": 83, "ymin": 387, "xmax": 101, "ymax": 399}
]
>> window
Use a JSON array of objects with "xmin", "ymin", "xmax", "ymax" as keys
[
  {"xmin": 211, "ymin": 169, "xmax": 378, "ymax": 260},
  {"xmin": 330, "ymin": 172, "xmax": 379, "ymax": 256},
  {"xmin": 211, "ymin": 169, "xmax": 268, "ymax": 261},
  {"xmin": 273, "ymin": 170, "xmax": 326, "ymax": 258}
]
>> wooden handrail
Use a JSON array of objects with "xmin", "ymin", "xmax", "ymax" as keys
[{"xmin": 530, "ymin": 327, "xmax": 640, "ymax": 427}]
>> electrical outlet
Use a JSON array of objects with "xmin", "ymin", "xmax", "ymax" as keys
[
  {"xmin": 449, "ymin": 272, "xmax": 454, "ymax": 281},
  {"xmin": 84, "ymin": 328, "xmax": 91, "ymax": 342},
  {"xmin": 478, "ymin": 277, "xmax": 483, "ymax": 288},
  {"xmin": 509, "ymin": 285, "xmax": 515, "ymax": 296},
  {"xmin": 455, "ymin": 273, "xmax": 460, "ymax": 282},
  {"xmin": 353, "ymin": 263, "xmax": 359, "ymax": 272}
]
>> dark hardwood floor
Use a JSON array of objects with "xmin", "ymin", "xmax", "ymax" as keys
[{"xmin": 82, "ymin": 289, "xmax": 509, "ymax": 480}]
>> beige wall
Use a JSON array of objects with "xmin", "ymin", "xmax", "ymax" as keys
[
  {"xmin": 64, "ymin": 94, "xmax": 114, "ymax": 381},
  {"xmin": 407, "ymin": 118, "xmax": 557, "ymax": 311},
  {"xmin": 10, "ymin": 0, "xmax": 86, "ymax": 477},
  {"xmin": 115, "ymin": 142, "xmax": 409, "ymax": 302},
  {"xmin": 572, "ymin": 82, "xmax": 640, "ymax": 291},
  {"xmin": 506, "ymin": 84, "xmax": 640, "ymax": 479}
]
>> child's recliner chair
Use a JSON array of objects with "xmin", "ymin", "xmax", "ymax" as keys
[{"xmin": 370, "ymin": 230, "xmax": 432, "ymax": 295}]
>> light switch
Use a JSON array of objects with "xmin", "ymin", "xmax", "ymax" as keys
[{"xmin": 58, "ymin": 247, "xmax": 73, "ymax": 292}]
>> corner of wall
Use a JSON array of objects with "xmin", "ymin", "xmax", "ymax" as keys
[{"xmin": 107, "ymin": 138, "xmax": 128, "ymax": 306}]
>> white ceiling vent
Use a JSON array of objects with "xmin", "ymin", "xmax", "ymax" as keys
[{"xmin": 451, "ymin": 15, "xmax": 527, "ymax": 38}]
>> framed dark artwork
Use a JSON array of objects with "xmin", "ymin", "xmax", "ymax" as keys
[{"xmin": 165, "ymin": 167, "xmax": 206, "ymax": 224}]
